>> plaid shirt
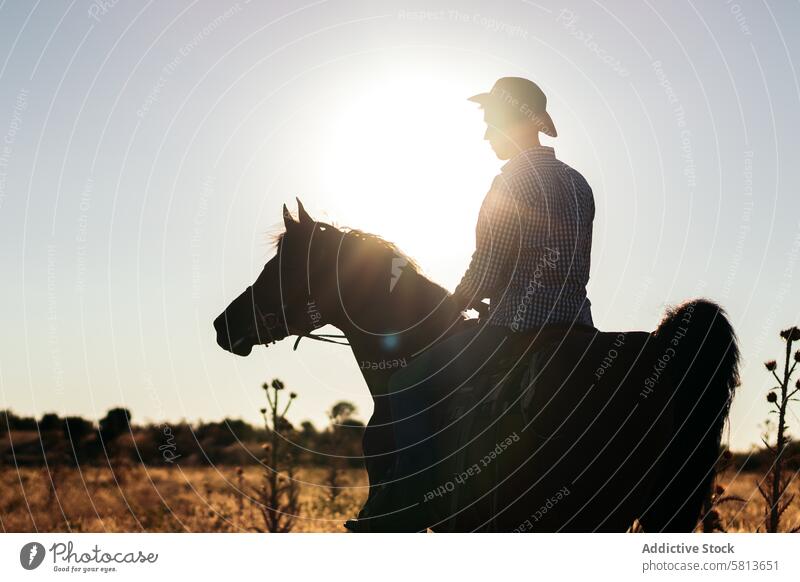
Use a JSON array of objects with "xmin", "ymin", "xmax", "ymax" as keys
[{"xmin": 454, "ymin": 146, "xmax": 594, "ymax": 331}]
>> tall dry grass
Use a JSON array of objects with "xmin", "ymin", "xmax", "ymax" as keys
[
  {"xmin": 0, "ymin": 465, "xmax": 368, "ymax": 533},
  {"xmin": 1, "ymin": 464, "xmax": 797, "ymax": 532}
]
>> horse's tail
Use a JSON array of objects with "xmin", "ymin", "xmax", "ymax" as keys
[{"xmin": 639, "ymin": 298, "xmax": 740, "ymax": 532}]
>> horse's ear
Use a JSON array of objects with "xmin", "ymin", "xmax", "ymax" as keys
[
  {"xmin": 283, "ymin": 203, "xmax": 297, "ymax": 230},
  {"xmin": 296, "ymin": 197, "xmax": 313, "ymax": 225}
]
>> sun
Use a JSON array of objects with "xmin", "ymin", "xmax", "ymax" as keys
[{"xmin": 317, "ymin": 73, "xmax": 500, "ymax": 289}]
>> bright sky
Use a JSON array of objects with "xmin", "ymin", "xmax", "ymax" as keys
[{"xmin": 1, "ymin": 0, "xmax": 799, "ymax": 452}]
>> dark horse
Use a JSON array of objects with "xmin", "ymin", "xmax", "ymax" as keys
[{"xmin": 213, "ymin": 200, "xmax": 740, "ymax": 532}]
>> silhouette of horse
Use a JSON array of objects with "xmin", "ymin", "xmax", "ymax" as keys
[{"xmin": 214, "ymin": 200, "xmax": 740, "ymax": 532}]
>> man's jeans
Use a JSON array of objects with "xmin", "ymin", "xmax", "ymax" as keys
[{"xmin": 386, "ymin": 323, "xmax": 511, "ymax": 485}]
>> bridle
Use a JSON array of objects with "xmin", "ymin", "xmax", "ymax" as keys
[
  {"xmin": 253, "ymin": 293, "xmax": 349, "ymax": 351},
  {"xmin": 253, "ymin": 301, "xmax": 285, "ymax": 346}
]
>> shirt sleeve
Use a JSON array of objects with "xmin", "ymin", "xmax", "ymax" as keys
[{"xmin": 454, "ymin": 176, "xmax": 523, "ymax": 304}]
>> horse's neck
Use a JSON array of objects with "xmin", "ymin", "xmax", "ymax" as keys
[{"xmin": 334, "ymin": 271, "xmax": 463, "ymax": 396}]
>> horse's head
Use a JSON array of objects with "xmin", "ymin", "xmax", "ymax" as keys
[
  {"xmin": 214, "ymin": 199, "xmax": 457, "ymax": 357},
  {"xmin": 213, "ymin": 199, "xmax": 339, "ymax": 356}
]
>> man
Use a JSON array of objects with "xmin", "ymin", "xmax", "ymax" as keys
[{"xmin": 347, "ymin": 77, "xmax": 595, "ymax": 532}]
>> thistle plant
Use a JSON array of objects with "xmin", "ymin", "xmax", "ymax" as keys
[
  {"xmin": 241, "ymin": 378, "xmax": 300, "ymax": 532},
  {"xmin": 699, "ymin": 450, "xmax": 745, "ymax": 532},
  {"xmin": 758, "ymin": 326, "xmax": 800, "ymax": 533}
]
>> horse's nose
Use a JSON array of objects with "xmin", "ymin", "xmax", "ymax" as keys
[
  {"xmin": 214, "ymin": 312, "xmax": 232, "ymax": 349},
  {"xmin": 213, "ymin": 312, "xmax": 225, "ymax": 333}
]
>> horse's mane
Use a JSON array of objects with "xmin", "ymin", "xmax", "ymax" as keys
[
  {"xmin": 340, "ymin": 228, "xmax": 422, "ymax": 273},
  {"xmin": 272, "ymin": 224, "xmax": 422, "ymax": 275}
]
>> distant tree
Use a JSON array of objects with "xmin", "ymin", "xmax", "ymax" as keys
[
  {"xmin": 99, "ymin": 407, "xmax": 132, "ymax": 441},
  {"xmin": 197, "ymin": 421, "xmax": 236, "ymax": 448},
  {"xmin": 224, "ymin": 418, "xmax": 256, "ymax": 442},
  {"xmin": 1, "ymin": 410, "xmax": 37, "ymax": 431},
  {"xmin": 60, "ymin": 416, "xmax": 93, "ymax": 464},
  {"xmin": 300, "ymin": 420, "xmax": 317, "ymax": 438},
  {"xmin": 0, "ymin": 410, "xmax": 11, "ymax": 435},
  {"xmin": 328, "ymin": 401, "xmax": 357, "ymax": 425},
  {"xmin": 39, "ymin": 413, "xmax": 61, "ymax": 432},
  {"xmin": 16, "ymin": 415, "xmax": 38, "ymax": 431},
  {"xmin": 63, "ymin": 416, "xmax": 92, "ymax": 443}
]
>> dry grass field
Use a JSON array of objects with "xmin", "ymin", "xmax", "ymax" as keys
[
  {"xmin": 0, "ymin": 465, "xmax": 368, "ymax": 533},
  {"xmin": 708, "ymin": 469, "xmax": 800, "ymax": 533},
  {"xmin": 1, "ymin": 464, "xmax": 797, "ymax": 533}
]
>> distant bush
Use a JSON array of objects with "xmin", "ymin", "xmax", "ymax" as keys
[{"xmin": 0, "ymin": 401, "xmax": 366, "ymax": 469}]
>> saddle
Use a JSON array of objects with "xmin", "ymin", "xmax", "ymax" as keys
[{"xmin": 448, "ymin": 321, "xmax": 600, "ymax": 414}]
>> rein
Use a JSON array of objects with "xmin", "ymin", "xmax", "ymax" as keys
[
  {"xmin": 292, "ymin": 332, "xmax": 350, "ymax": 350},
  {"xmin": 292, "ymin": 293, "xmax": 350, "ymax": 350}
]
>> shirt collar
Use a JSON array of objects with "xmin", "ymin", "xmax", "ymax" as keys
[{"xmin": 501, "ymin": 145, "xmax": 556, "ymax": 173}]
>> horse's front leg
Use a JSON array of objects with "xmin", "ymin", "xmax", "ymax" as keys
[{"xmin": 358, "ymin": 397, "xmax": 396, "ymax": 517}]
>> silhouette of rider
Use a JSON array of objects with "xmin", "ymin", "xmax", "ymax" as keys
[{"xmin": 347, "ymin": 77, "xmax": 596, "ymax": 532}]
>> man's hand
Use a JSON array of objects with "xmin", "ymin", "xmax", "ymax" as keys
[
  {"xmin": 472, "ymin": 300, "xmax": 490, "ymax": 319},
  {"xmin": 453, "ymin": 292, "xmax": 490, "ymax": 319}
]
